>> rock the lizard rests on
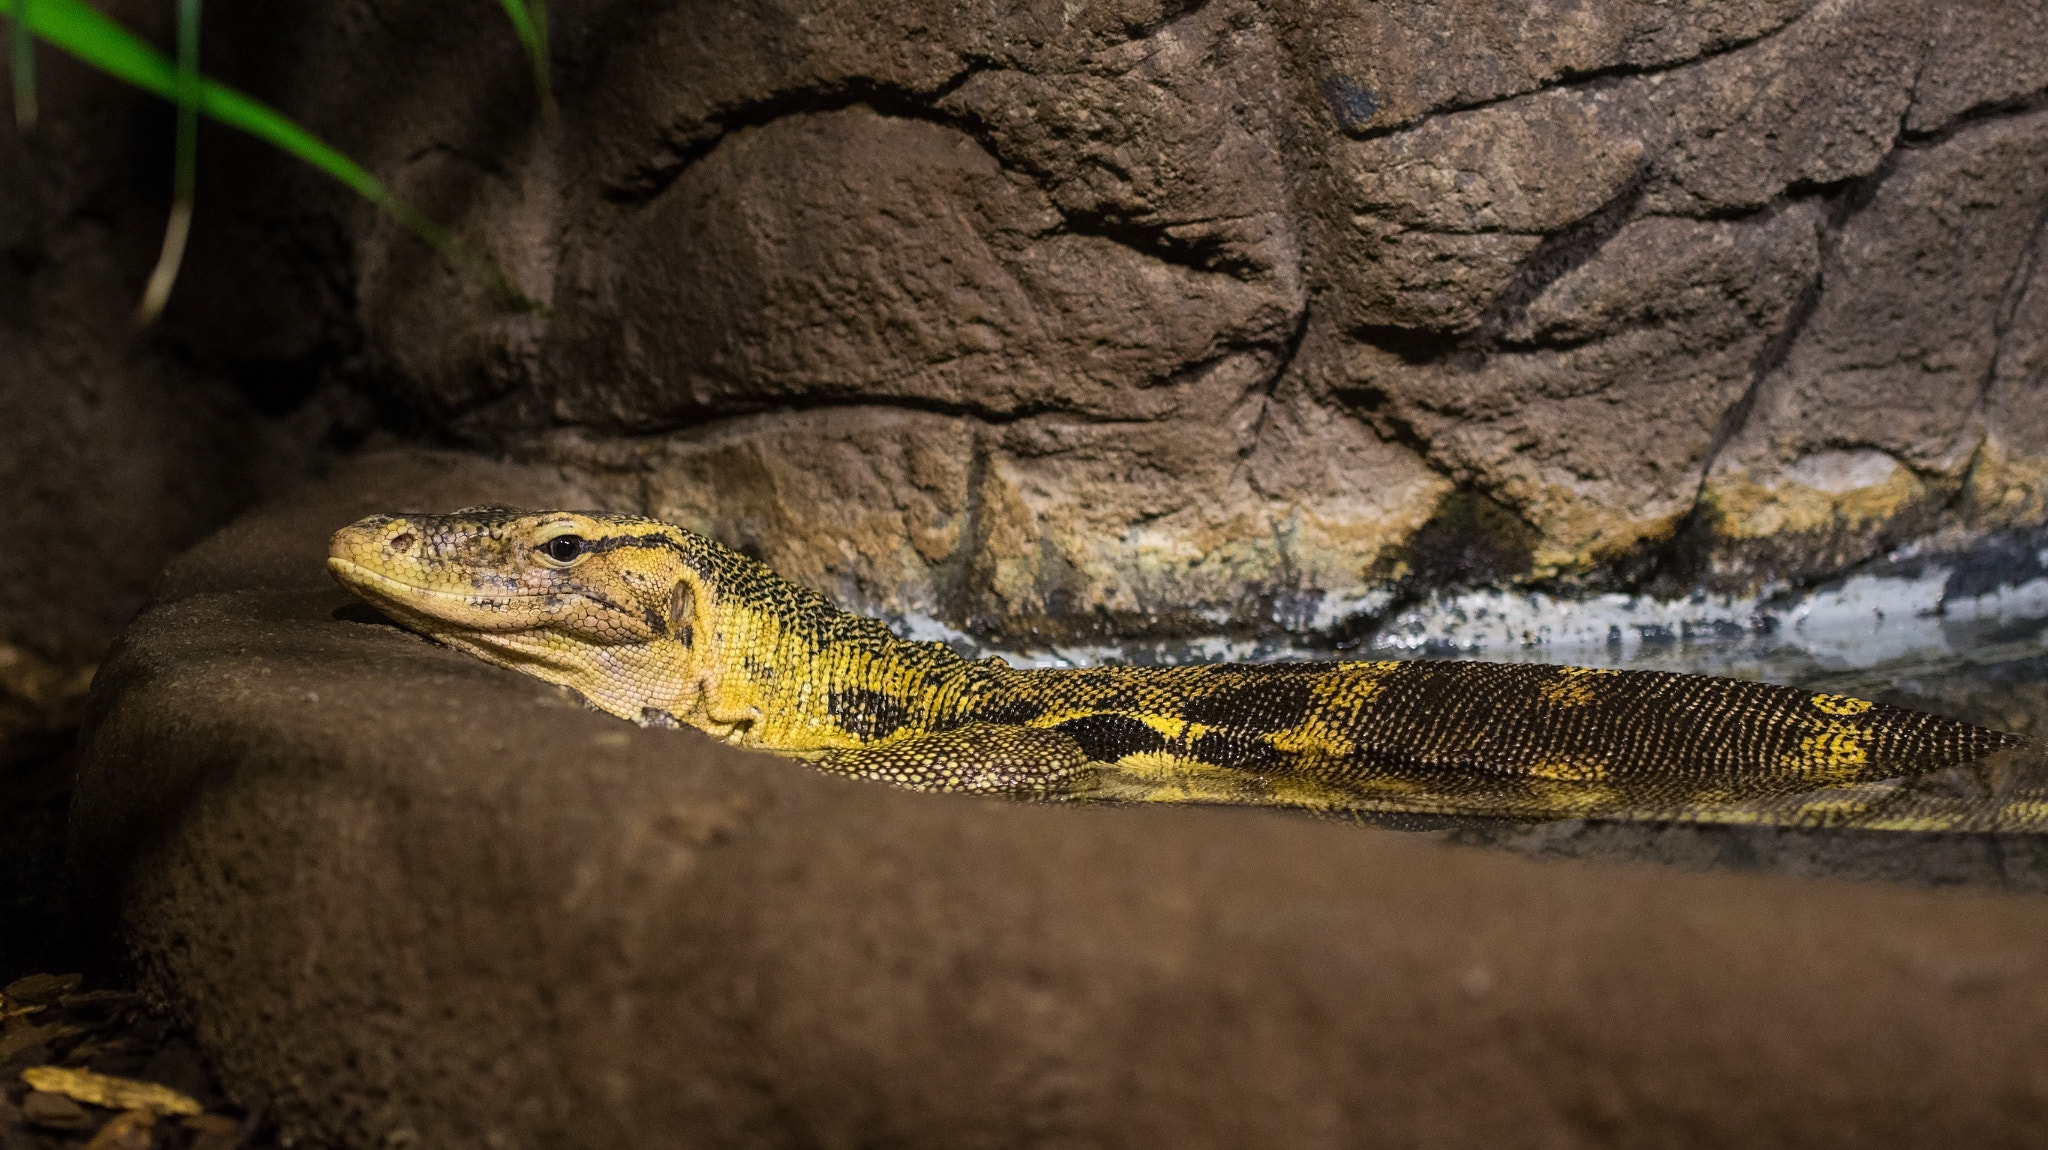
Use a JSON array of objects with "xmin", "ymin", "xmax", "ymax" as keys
[{"xmin": 328, "ymin": 508, "xmax": 2036, "ymax": 830}]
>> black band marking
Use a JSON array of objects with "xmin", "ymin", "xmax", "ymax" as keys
[
  {"xmin": 1055, "ymin": 713, "xmax": 1167, "ymax": 763},
  {"xmin": 829, "ymin": 687, "xmax": 913, "ymax": 741}
]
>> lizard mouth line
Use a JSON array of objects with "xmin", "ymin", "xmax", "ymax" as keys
[{"xmin": 327, "ymin": 558, "xmax": 551, "ymax": 609}]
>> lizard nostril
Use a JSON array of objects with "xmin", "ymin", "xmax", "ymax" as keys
[{"xmin": 389, "ymin": 532, "xmax": 416, "ymax": 551}]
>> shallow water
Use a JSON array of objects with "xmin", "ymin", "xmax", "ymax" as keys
[
  {"xmin": 955, "ymin": 559, "xmax": 2048, "ymax": 743},
  {"xmin": 1396, "ymin": 589, "xmax": 2048, "ymax": 885},
  {"xmin": 1425, "ymin": 606, "xmax": 2048, "ymax": 744},
  {"xmin": 950, "ymin": 560, "xmax": 2048, "ymax": 884}
]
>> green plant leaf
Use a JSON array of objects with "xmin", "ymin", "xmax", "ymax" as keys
[
  {"xmin": 495, "ymin": 0, "xmax": 550, "ymax": 111},
  {"xmin": 7, "ymin": 0, "xmax": 34, "ymax": 128},
  {"xmin": 0, "ymin": 0, "xmax": 531, "ymax": 305}
]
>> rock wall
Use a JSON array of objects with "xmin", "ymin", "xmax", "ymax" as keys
[{"xmin": 25, "ymin": 0, "xmax": 2048, "ymax": 650}]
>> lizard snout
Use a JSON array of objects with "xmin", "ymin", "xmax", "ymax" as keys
[{"xmin": 329, "ymin": 515, "xmax": 410, "ymax": 561}]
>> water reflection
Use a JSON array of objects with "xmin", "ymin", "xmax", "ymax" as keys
[
  {"xmin": 1388, "ymin": 593, "xmax": 2048, "ymax": 887},
  {"xmin": 948, "ymin": 568, "xmax": 2048, "ymax": 886}
]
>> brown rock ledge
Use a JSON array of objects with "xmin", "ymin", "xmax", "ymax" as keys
[{"xmin": 71, "ymin": 450, "xmax": 2048, "ymax": 1149}]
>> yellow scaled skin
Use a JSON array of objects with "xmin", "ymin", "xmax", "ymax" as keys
[{"xmin": 329, "ymin": 508, "xmax": 2029, "ymax": 824}]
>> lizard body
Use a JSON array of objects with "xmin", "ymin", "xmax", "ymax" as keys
[{"xmin": 328, "ymin": 508, "xmax": 2028, "ymax": 824}]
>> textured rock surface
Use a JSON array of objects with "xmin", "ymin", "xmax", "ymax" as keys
[
  {"xmin": 1706, "ymin": 109, "xmax": 2048, "ymax": 580},
  {"xmin": 70, "ymin": 449, "xmax": 2048, "ymax": 1150},
  {"xmin": 147, "ymin": 0, "xmax": 2046, "ymax": 645},
  {"xmin": 1343, "ymin": 204, "xmax": 1826, "ymax": 572}
]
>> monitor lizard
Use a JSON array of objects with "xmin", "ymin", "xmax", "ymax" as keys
[{"xmin": 328, "ymin": 507, "xmax": 2032, "ymax": 826}]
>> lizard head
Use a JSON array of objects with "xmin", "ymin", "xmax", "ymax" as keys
[{"xmin": 328, "ymin": 507, "xmax": 709, "ymax": 722}]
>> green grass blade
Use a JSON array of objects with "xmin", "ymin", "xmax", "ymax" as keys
[
  {"xmin": 8, "ymin": 0, "xmax": 33, "ymax": 128},
  {"xmin": 6, "ymin": 0, "xmax": 399, "ymax": 214},
  {"xmin": 135, "ymin": 0, "xmax": 200, "ymax": 323},
  {"xmin": 0, "ymin": 0, "xmax": 532, "ymax": 305},
  {"xmin": 495, "ymin": 0, "xmax": 550, "ymax": 111}
]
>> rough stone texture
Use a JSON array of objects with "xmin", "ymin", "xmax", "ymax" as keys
[
  {"xmin": 584, "ymin": 105, "xmax": 1299, "ymax": 422},
  {"xmin": 141, "ymin": 0, "xmax": 2045, "ymax": 644},
  {"xmin": 1344, "ymin": 205, "xmax": 1824, "ymax": 572},
  {"xmin": 1290, "ymin": 0, "xmax": 1816, "ymax": 135},
  {"xmin": 1636, "ymin": 0, "xmax": 1925, "ymax": 216},
  {"xmin": 1327, "ymin": 84, "xmax": 1647, "ymax": 333},
  {"xmin": 70, "ymin": 449, "xmax": 2048, "ymax": 1150},
  {"xmin": 1979, "ymin": 206, "xmax": 2048, "ymax": 528},
  {"xmin": 1909, "ymin": 1, "xmax": 2048, "ymax": 134},
  {"xmin": 1705, "ymin": 109, "xmax": 2048, "ymax": 582}
]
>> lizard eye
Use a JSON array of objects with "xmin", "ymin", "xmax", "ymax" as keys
[{"xmin": 539, "ymin": 534, "xmax": 587, "ymax": 566}]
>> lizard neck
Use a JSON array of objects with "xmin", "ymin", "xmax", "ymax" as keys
[
  {"xmin": 569, "ymin": 636, "xmax": 698, "ymax": 726},
  {"xmin": 609, "ymin": 525, "xmax": 1006, "ymax": 750},
  {"xmin": 694, "ymin": 594, "xmax": 1002, "ymax": 752}
]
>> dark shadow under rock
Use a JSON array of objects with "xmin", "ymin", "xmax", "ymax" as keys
[
  {"xmin": 68, "ymin": 448, "xmax": 2048, "ymax": 1150},
  {"xmin": 1452, "ymin": 818, "xmax": 2048, "ymax": 892}
]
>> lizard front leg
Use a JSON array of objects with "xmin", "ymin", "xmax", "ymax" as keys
[{"xmin": 810, "ymin": 723, "xmax": 1096, "ymax": 795}]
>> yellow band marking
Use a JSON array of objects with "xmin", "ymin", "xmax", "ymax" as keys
[
  {"xmin": 1782, "ymin": 720, "xmax": 1870, "ymax": 776},
  {"xmin": 1522, "ymin": 754, "xmax": 1611, "ymax": 782},
  {"xmin": 1538, "ymin": 666, "xmax": 1618, "ymax": 708}
]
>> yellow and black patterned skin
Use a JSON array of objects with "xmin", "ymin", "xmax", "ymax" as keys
[{"xmin": 328, "ymin": 508, "xmax": 2027, "ymax": 822}]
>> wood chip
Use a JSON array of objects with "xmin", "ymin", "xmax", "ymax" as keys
[
  {"xmin": 82, "ymin": 1109, "xmax": 157, "ymax": 1150},
  {"xmin": 20, "ymin": 1089, "xmax": 93, "ymax": 1130},
  {"xmin": 0, "ymin": 1021, "xmax": 80, "ymax": 1062},
  {"xmin": 2, "ymin": 973, "xmax": 82, "ymax": 1004},
  {"xmin": 20, "ymin": 1065, "xmax": 203, "ymax": 1115},
  {"xmin": 59, "ymin": 990, "xmax": 143, "ymax": 1017}
]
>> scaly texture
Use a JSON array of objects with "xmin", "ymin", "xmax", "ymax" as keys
[{"xmin": 327, "ymin": 509, "xmax": 2035, "ymax": 827}]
